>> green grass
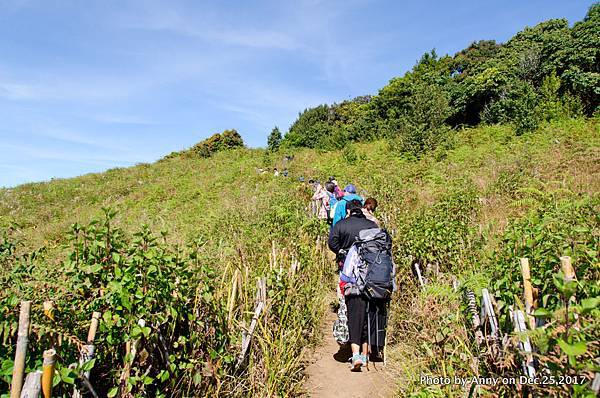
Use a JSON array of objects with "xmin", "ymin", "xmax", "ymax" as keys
[{"xmin": 1, "ymin": 117, "xmax": 598, "ymax": 397}]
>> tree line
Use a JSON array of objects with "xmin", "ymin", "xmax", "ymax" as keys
[{"xmin": 268, "ymin": 4, "xmax": 599, "ymax": 155}]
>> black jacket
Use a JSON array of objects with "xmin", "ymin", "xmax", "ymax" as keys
[{"xmin": 328, "ymin": 211, "xmax": 378, "ymax": 254}]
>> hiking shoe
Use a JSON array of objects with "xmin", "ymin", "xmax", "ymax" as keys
[
  {"xmin": 351, "ymin": 354, "xmax": 363, "ymax": 371},
  {"xmin": 361, "ymin": 354, "xmax": 368, "ymax": 366}
]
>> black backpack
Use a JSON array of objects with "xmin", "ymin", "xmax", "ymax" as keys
[{"xmin": 355, "ymin": 228, "xmax": 394, "ymax": 300}]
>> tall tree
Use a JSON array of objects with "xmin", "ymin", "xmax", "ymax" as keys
[{"xmin": 267, "ymin": 126, "xmax": 282, "ymax": 151}]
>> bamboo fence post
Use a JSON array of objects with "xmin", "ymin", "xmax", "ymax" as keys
[
  {"xmin": 118, "ymin": 319, "xmax": 146, "ymax": 392},
  {"xmin": 73, "ymin": 311, "xmax": 101, "ymax": 398},
  {"xmin": 560, "ymin": 256, "xmax": 576, "ymax": 282},
  {"xmin": 87, "ymin": 312, "xmax": 101, "ymax": 344},
  {"xmin": 510, "ymin": 307, "xmax": 536, "ymax": 378},
  {"xmin": 520, "ymin": 258, "xmax": 537, "ymax": 330},
  {"xmin": 236, "ymin": 278, "xmax": 267, "ymax": 369},
  {"xmin": 42, "ymin": 349, "xmax": 56, "ymax": 398},
  {"xmin": 19, "ymin": 370, "xmax": 42, "ymax": 398},
  {"xmin": 560, "ymin": 256, "xmax": 579, "ymax": 328},
  {"xmin": 591, "ymin": 371, "xmax": 600, "ymax": 394},
  {"xmin": 414, "ymin": 262, "xmax": 425, "ymax": 288},
  {"xmin": 11, "ymin": 300, "xmax": 31, "ymax": 398},
  {"xmin": 43, "ymin": 301, "xmax": 55, "ymax": 321},
  {"xmin": 227, "ymin": 270, "xmax": 239, "ymax": 326}
]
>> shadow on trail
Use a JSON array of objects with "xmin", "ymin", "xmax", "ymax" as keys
[{"xmin": 333, "ymin": 344, "xmax": 352, "ymax": 363}]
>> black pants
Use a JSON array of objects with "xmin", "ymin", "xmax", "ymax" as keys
[
  {"xmin": 346, "ymin": 295, "xmax": 368, "ymax": 345},
  {"xmin": 346, "ymin": 295, "xmax": 388, "ymax": 349}
]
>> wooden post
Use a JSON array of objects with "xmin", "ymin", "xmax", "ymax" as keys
[
  {"xmin": 43, "ymin": 301, "xmax": 55, "ymax": 321},
  {"xmin": 560, "ymin": 256, "xmax": 576, "ymax": 282},
  {"xmin": 227, "ymin": 270, "xmax": 239, "ymax": 326},
  {"xmin": 74, "ymin": 312, "xmax": 101, "ymax": 398},
  {"xmin": 87, "ymin": 312, "xmax": 101, "ymax": 344},
  {"xmin": 19, "ymin": 371, "xmax": 42, "ymax": 398},
  {"xmin": 414, "ymin": 263, "xmax": 425, "ymax": 288},
  {"xmin": 520, "ymin": 258, "xmax": 537, "ymax": 330},
  {"xmin": 42, "ymin": 349, "xmax": 56, "ymax": 398},
  {"xmin": 560, "ymin": 256, "xmax": 579, "ymax": 330},
  {"xmin": 236, "ymin": 301, "xmax": 264, "ymax": 369},
  {"xmin": 11, "ymin": 301, "xmax": 31, "ymax": 398},
  {"xmin": 510, "ymin": 307, "xmax": 536, "ymax": 378},
  {"xmin": 236, "ymin": 278, "xmax": 267, "ymax": 369},
  {"xmin": 119, "ymin": 319, "xmax": 145, "ymax": 389}
]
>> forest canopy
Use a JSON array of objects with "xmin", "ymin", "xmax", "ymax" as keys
[{"xmin": 280, "ymin": 4, "xmax": 599, "ymax": 153}]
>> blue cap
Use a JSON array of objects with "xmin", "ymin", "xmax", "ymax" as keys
[{"xmin": 344, "ymin": 184, "xmax": 357, "ymax": 194}]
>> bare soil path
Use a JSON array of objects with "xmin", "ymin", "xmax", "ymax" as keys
[{"xmin": 304, "ymin": 296, "xmax": 396, "ymax": 398}]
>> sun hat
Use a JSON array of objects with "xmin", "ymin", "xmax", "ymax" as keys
[{"xmin": 344, "ymin": 184, "xmax": 357, "ymax": 194}]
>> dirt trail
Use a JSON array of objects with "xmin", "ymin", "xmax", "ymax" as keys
[{"xmin": 304, "ymin": 297, "xmax": 395, "ymax": 398}]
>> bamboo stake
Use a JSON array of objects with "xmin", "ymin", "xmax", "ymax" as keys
[
  {"xmin": 42, "ymin": 349, "xmax": 56, "ymax": 398},
  {"xmin": 87, "ymin": 312, "xmax": 101, "ymax": 344},
  {"xmin": 414, "ymin": 263, "xmax": 425, "ymax": 288},
  {"xmin": 227, "ymin": 270, "xmax": 239, "ymax": 326},
  {"xmin": 119, "ymin": 319, "xmax": 146, "ymax": 392},
  {"xmin": 236, "ymin": 301, "xmax": 264, "ymax": 369},
  {"xmin": 560, "ymin": 256, "xmax": 579, "ymax": 328},
  {"xmin": 520, "ymin": 258, "xmax": 536, "ymax": 330},
  {"xmin": 11, "ymin": 300, "xmax": 31, "ymax": 398},
  {"xmin": 510, "ymin": 307, "xmax": 536, "ymax": 378},
  {"xmin": 43, "ymin": 301, "xmax": 55, "ymax": 321},
  {"xmin": 19, "ymin": 370, "xmax": 42, "ymax": 398},
  {"xmin": 560, "ymin": 256, "xmax": 576, "ymax": 282},
  {"xmin": 73, "ymin": 312, "xmax": 101, "ymax": 398}
]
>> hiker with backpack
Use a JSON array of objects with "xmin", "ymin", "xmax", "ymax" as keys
[
  {"xmin": 328, "ymin": 199, "xmax": 376, "ymax": 272},
  {"xmin": 329, "ymin": 199, "xmax": 396, "ymax": 370},
  {"xmin": 331, "ymin": 184, "xmax": 363, "ymax": 227}
]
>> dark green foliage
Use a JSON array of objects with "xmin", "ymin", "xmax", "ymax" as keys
[
  {"xmin": 267, "ymin": 126, "xmax": 282, "ymax": 151},
  {"xmin": 395, "ymin": 184, "xmax": 482, "ymax": 271},
  {"xmin": 280, "ymin": 5, "xmax": 599, "ymax": 153},
  {"xmin": 191, "ymin": 129, "xmax": 244, "ymax": 158}
]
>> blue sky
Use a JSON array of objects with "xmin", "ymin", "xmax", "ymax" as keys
[{"xmin": 0, "ymin": 0, "xmax": 593, "ymax": 187}]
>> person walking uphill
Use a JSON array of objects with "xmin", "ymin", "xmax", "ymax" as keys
[
  {"xmin": 331, "ymin": 184, "xmax": 363, "ymax": 227},
  {"xmin": 328, "ymin": 200, "xmax": 378, "ymax": 370},
  {"xmin": 311, "ymin": 181, "xmax": 330, "ymax": 220}
]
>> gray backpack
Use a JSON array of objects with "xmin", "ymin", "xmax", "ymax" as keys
[{"xmin": 354, "ymin": 228, "xmax": 394, "ymax": 300}]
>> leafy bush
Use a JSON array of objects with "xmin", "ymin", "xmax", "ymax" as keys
[
  {"xmin": 191, "ymin": 129, "xmax": 244, "ymax": 158},
  {"xmin": 491, "ymin": 193, "xmax": 599, "ymax": 396}
]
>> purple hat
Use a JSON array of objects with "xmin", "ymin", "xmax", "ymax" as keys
[{"xmin": 344, "ymin": 184, "xmax": 357, "ymax": 194}]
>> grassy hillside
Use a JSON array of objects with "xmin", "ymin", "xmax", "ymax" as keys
[{"xmin": 1, "ymin": 117, "xmax": 599, "ymax": 397}]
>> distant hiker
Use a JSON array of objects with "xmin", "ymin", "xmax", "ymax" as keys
[
  {"xmin": 339, "ymin": 227, "xmax": 396, "ymax": 370},
  {"xmin": 328, "ymin": 199, "xmax": 377, "ymax": 271},
  {"xmin": 311, "ymin": 182, "xmax": 330, "ymax": 220},
  {"xmin": 324, "ymin": 182, "xmax": 337, "ymax": 224},
  {"xmin": 362, "ymin": 197, "xmax": 380, "ymax": 226},
  {"xmin": 274, "ymin": 168, "xmax": 280, "ymax": 177},
  {"xmin": 331, "ymin": 184, "xmax": 363, "ymax": 227},
  {"xmin": 329, "ymin": 177, "xmax": 344, "ymax": 200}
]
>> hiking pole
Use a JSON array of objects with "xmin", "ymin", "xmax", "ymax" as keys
[
  {"xmin": 384, "ymin": 300, "xmax": 390, "ymax": 367},
  {"xmin": 366, "ymin": 299, "xmax": 371, "ymax": 370}
]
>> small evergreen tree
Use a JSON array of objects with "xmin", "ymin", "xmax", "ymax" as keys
[{"xmin": 267, "ymin": 126, "xmax": 282, "ymax": 151}]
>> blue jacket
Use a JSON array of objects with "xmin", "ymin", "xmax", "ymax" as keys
[
  {"xmin": 328, "ymin": 193, "xmax": 337, "ymax": 216},
  {"xmin": 331, "ymin": 194, "xmax": 363, "ymax": 227}
]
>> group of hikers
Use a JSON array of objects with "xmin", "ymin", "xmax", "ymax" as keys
[{"xmin": 309, "ymin": 178, "xmax": 395, "ymax": 371}]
